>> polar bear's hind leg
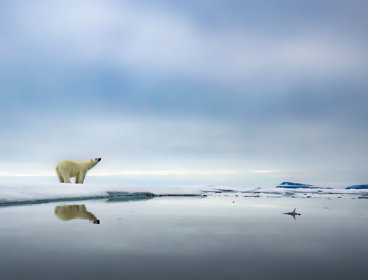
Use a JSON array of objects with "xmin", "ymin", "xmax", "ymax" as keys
[{"xmin": 58, "ymin": 168, "xmax": 71, "ymax": 183}]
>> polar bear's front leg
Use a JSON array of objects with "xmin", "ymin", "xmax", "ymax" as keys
[
  {"xmin": 57, "ymin": 170, "xmax": 65, "ymax": 183},
  {"xmin": 64, "ymin": 174, "xmax": 71, "ymax": 183},
  {"xmin": 77, "ymin": 171, "xmax": 87, "ymax": 184}
]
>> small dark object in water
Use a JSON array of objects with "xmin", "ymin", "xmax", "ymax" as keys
[{"xmin": 284, "ymin": 208, "xmax": 301, "ymax": 220}]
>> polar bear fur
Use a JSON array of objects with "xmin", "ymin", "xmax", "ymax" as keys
[
  {"xmin": 56, "ymin": 158, "xmax": 101, "ymax": 184},
  {"xmin": 54, "ymin": 204, "xmax": 100, "ymax": 224}
]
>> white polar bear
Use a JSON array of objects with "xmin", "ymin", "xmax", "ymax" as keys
[{"xmin": 56, "ymin": 158, "xmax": 101, "ymax": 184}]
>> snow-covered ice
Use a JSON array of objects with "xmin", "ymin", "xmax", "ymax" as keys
[
  {"xmin": 1, "ymin": 181, "xmax": 368, "ymax": 206},
  {"xmin": 0, "ymin": 182, "xmax": 213, "ymax": 206}
]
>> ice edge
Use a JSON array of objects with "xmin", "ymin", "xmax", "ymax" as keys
[{"xmin": 0, "ymin": 191, "xmax": 202, "ymax": 207}]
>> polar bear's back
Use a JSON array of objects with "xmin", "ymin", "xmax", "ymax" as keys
[{"xmin": 56, "ymin": 159, "xmax": 86, "ymax": 177}]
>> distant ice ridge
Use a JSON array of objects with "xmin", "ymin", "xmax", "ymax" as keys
[
  {"xmin": 277, "ymin": 182, "xmax": 368, "ymax": 190},
  {"xmin": 277, "ymin": 182, "xmax": 316, "ymax": 189},
  {"xmin": 345, "ymin": 185, "xmax": 368, "ymax": 189},
  {"xmin": 276, "ymin": 182, "xmax": 332, "ymax": 189},
  {"xmin": 0, "ymin": 181, "xmax": 368, "ymax": 206}
]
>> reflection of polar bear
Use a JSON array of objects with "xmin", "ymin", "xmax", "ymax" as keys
[
  {"xmin": 56, "ymin": 158, "xmax": 101, "ymax": 184},
  {"xmin": 54, "ymin": 204, "xmax": 100, "ymax": 224}
]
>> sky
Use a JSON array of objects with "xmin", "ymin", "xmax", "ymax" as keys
[{"xmin": 0, "ymin": 0, "xmax": 367, "ymax": 187}]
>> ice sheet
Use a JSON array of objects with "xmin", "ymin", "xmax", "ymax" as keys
[
  {"xmin": 0, "ymin": 182, "xmax": 217, "ymax": 206},
  {"xmin": 1, "ymin": 182, "xmax": 368, "ymax": 206}
]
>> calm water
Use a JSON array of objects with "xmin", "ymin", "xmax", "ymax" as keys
[{"xmin": 0, "ymin": 195, "xmax": 367, "ymax": 280}]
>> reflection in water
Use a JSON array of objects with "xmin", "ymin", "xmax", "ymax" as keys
[
  {"xmin": 2, "ymin": 198, "xmax": 368, "ymax": 280},
  {"xmin": 284, "ymin": 208, "xmax": 301, "ymax": 220},
  {"xmin": 55, "ymin": 204, "xmax": 100, "ymax": 224}
]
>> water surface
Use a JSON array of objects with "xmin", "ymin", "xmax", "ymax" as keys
[{"xmin": 0, "ymin": 196, "xmax": 367, "ymax": 280}]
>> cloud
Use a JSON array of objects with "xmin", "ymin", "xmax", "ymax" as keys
[
  {"xmin": 1, "ymin": 0, "xmax": 366, "ymax": 86},
  {"xmin": 1, "ymin": 0, "xmax": 368, "ymax": 185}
]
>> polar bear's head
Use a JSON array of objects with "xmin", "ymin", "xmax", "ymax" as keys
[{"xmin": 90, "ymin": 157, "xmax": 101, "ymax": 168}]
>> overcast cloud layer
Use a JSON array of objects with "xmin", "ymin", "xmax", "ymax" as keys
[{"xmin": 1, "ymin": 0, "xmax": 367, "ymax": 186}]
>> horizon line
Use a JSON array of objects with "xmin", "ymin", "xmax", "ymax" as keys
[{"xmin": 0, "ymin": 169, "xmax": 284, "ymax": 177}]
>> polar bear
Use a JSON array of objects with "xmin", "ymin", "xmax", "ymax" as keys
[
  {"xmin": 54, "ymin": 204, "xmax": 100, "ymax": 224},
  {"xmin": 56, "ymin": 158, "xmax": 101, "ymax": 184}
]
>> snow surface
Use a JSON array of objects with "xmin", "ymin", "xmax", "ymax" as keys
[
  {"xmin": 1, "ymin": 182, "xmax": 368, "ymax": 206},
  {"xmin": 0, "ymin": 182, "xmax": 213, "ymax": 206}
]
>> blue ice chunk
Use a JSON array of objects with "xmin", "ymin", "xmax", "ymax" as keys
[
  {"xmin": 345, "ymin": 185, "xmax": 368, "ymax": 189},
  {"xmin": 276, "ymin": 182, "xmax": 319, "ymax": 189}
]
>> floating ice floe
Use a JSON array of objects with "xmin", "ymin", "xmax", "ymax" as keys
[{"xmin": 1, "ymin": 181, "xmax": 368, "ymax": 206}]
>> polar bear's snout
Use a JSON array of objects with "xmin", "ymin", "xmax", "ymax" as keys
[{"xmin": 97, "ymin": 158, "xmax": 101, "ymax": 161}]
